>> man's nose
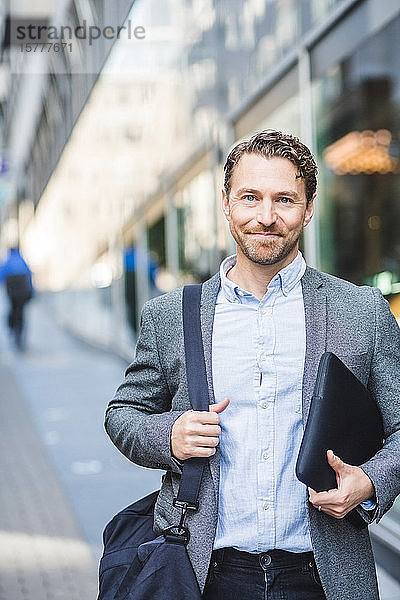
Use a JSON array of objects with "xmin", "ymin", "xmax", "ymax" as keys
[{"xmin": 256, "ymin": 199, "xmax": 277, "ymax": 226}]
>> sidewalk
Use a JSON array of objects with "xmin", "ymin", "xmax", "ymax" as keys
[
  {"xmin": 0, "ymin": 362, "xmax": 97, "ymax": 600},
  {"xmin": 0, "ymin": 291, "xmax": 161, "ymax": 600},
  {"xmin": 0, "ymin": 290, "xmax": 399, "ymax": 599}
]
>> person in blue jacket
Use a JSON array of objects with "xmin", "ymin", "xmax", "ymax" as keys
[{"xmin": 0, "ymin": 247, "xmax": 33, "ymax": 350}]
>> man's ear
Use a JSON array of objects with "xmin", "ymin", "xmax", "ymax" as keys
[
  {"xmin": 222, "ymin": 189, "xmax": 230, "ymax": 220},
  {"xmin": 303, "ymin": 193, "xmax": 315, "ymax": 227}
]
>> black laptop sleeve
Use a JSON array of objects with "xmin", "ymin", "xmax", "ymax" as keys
[{"xmin": 296, "ymin": 352, "xmax": 384, "ymax": 493}]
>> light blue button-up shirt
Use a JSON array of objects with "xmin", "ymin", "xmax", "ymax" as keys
[{"xmin": 212, "ymin": 251, "xmax": 312, "ymax": 553}]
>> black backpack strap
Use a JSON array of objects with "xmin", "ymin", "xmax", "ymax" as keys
[{"xmin": 173, "ymin": 284, "xmax": 209, "ymax": 514}]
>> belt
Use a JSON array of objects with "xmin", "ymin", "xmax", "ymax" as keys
[{"xmin": 211, "ymin": 547, "xmax": 315, "ymax": 571}]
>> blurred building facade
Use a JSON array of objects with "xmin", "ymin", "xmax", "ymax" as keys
[
  {"xmin": 0, "ymin": 2, "xmax": 399, "ymax": 337},
  {"xmin": 0, "ymin": 0, "xmax": 135, "ymax": 242},
  {"xmin": 0, "ymin": 0, "xmax": 400, "ymax": 579}
]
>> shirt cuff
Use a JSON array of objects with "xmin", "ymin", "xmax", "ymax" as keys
[{"xmin": 360, "ymin": 499, "xmax": 377, "ymax": 511}]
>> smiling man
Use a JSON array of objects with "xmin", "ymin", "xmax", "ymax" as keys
[
  {"xmin": 105, "ymin": 130, "xmax": 400, "ymax": 600},
  {"xmin": 221, "ymin": 151, "xmax": 314, "ymax": 297}
]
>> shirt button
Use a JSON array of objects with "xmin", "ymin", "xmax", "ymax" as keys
[
  {"xmin": 260, "ymin": 353, "xmax": 266, "ymax": 361},
  {"xmin": 237, "ymin": 290, "xmax": 244, "ymax": 296},
  {"xmin": 263, "ymin": 502, "xmax": 270, "ymax": 511},
  {"xmin": 260, "ymin": 401, "xmax": 268, "ymax": 409},
  {"xmin": 262, "ymin": 451, "xmax": 269, "ymax": 461}
]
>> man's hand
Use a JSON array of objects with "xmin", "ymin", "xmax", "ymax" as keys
[
  {"xmin": 171, "ymin": 398, "xmax": 230, "ymax": 460},
  {"xmin": 308, "ymin": 450, "xmax": 375, "ymax": 519}
]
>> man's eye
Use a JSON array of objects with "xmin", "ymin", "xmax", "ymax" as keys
[
  {"xmin": 242, "ymin": 194, "xmax": 258, "ymax": 203},
  {"xmin": 278, "ymin": 197, "xmax": 293, "ymax": 204}
]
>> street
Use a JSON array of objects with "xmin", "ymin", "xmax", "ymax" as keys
[{"xmin": 0, "ymin": 290, "xmax": 161, "ymax": 599}]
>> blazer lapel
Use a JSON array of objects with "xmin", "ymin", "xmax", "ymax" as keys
[
  {"xmin": 301, "ymin": 267, "xmax": 327, "ymax": 424},
  {"xmin": 199, "ymin": 272, "xmax": 221, "ymax": 495}
]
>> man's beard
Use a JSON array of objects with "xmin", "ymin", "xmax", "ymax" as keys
[{"xmin": 230, "ymin": 224, "xmax": 302, "ymax": 266}]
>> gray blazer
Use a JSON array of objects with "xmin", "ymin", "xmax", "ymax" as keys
[{"xmin": 105, "ymin": 266, "xmax": 400, "ymax": 600}]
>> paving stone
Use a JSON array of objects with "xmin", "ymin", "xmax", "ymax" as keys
[{"xmin": 0, "ymin": 363, "xmax": 98, "ymax": 600}]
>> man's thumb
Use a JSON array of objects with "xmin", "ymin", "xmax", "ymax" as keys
[
  {"xmin": 327, "ymin": 449, "xmax": 344, "ymax": 472},
  {"xmin": 209, "ymin": 397, "xmax": 230, "ymax": 413}
]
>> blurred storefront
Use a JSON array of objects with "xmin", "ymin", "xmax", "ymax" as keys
[
  {"xmin": 2, "ymin": 2, "xmax": 399, "ymax": 328},
  {"xmin": 313, "ymin": 10, "xmax": 400, "ymax": 306},
  {"xmin": 112, "ymin": 0, "xmax": 400, "ymax": 335},
  {"xmin": 5, "ymin": 0, "xmax": 399, "ymax": 331},
  {"xmin": 1, "ymin": 0, "xmax": 400, "ymax": 569}
]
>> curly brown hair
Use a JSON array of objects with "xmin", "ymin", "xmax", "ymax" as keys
[{"xmin": 223, "ymin": 129, "xmax": 317, "ymax": 204}]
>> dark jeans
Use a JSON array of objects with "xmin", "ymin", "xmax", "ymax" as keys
[{"xmin": 203, "ymin": 547, "xmax": 326, "ymax": 600}]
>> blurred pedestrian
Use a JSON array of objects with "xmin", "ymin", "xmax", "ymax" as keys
[
  {"xmin": 0, "ymin": 247, "xmax": 33, "ymax": 350},
  {"xmin": 105, "ymin": 130, "xmax": 400, "ymax": 600}
]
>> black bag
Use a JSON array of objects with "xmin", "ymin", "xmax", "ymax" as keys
[
  {"xmin": 296, "ymin": 351, "xmax": 384, "ymax": 530},
  {"xmin": 296, "ymin": 352, "xmax": 383, "ymax": 493},
  {"xmin": 98, "ymin": 285, "xmax": 207, "ymax": 600}
]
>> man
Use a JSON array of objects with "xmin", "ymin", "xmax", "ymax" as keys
[
  {"xmin": 105, "ymin": 130, "xmax": 400, "ymax": 600},
  {"xmin": 0, "ymin": 247, "xmax": 33, "ymax": 350}
]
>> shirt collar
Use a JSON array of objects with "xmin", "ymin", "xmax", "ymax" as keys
[{"xmin": 219, "ymin": 251, "xmax": 306, "ymax": 302}]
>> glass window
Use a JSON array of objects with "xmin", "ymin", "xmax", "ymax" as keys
[
  {"xmin": 123, "ymin": 234, "xmax": 162, "ymax": 334},
  {"xmin": 308, "ymin": 0, "xmax": 344, "ymax": 28},
  {"xmin": 148, "ymin": 216, "xmax": 166, "ymax": 270},
  {"xmin": 177, "ymin": 171, "xmax": 217, "ymax": 282},
  {"xmin": 147, "ymin": 215, "xmax": 166, "ymax": 296},
  {"xmin": 256, "ymin": 92, "xmax": 301, "ymax": 139},
  {"xmin": 234, "ymin": 67, "xmax": 300, "ymax": 140},
  {"xmin": 123, "ymin": 246, "xmax": 137, "ymax": 334},
  {"xmin": 313, "ymin": 16, "xmax": 400, "ymax": 291}
]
